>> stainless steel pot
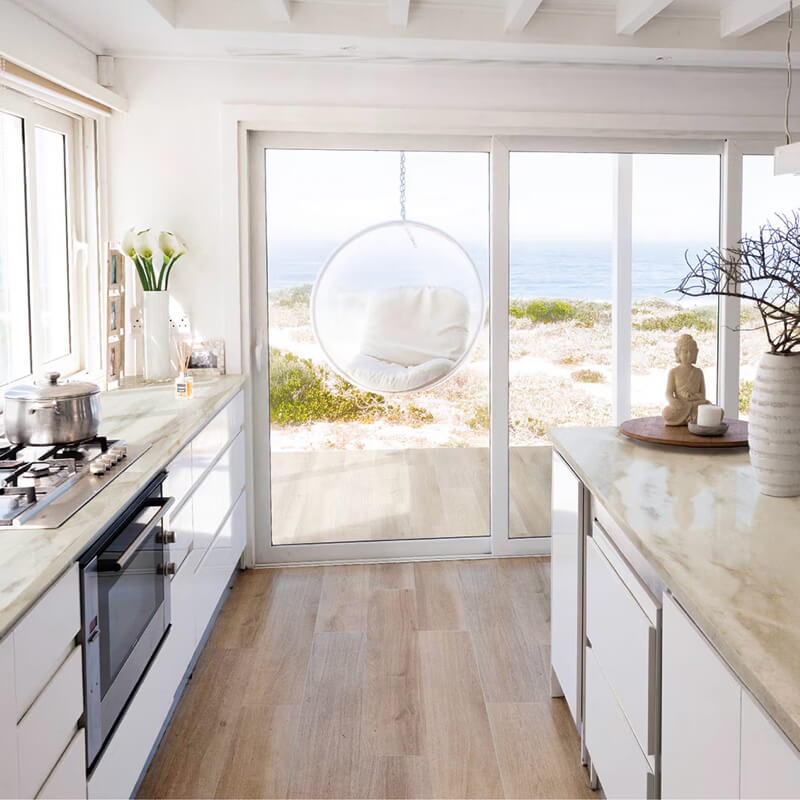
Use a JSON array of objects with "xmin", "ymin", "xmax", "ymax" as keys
[{"xmin": 4, "ymin": 371, "xmax": 101, "ymax": 445}]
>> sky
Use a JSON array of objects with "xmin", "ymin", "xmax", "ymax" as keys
[{"xmin": 260, "ymin": 148, "xmax": 800, "ymax": 248}]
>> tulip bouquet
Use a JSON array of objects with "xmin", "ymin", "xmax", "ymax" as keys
[{"xmin": 121, "ymin": 228, "xmax": 187, "ymax": 292}]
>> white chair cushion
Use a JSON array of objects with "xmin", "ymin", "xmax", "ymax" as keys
[
  {"xmin": 359, "ymin": 286, "xmax": 470, "ymax": 367},
  {"xmin": 346, "ymin": 353, "xmax": 455, "ymax": 393}
]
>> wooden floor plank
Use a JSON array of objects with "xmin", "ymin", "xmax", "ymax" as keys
[
  {"xmin": 370, "ymin": 562, "xmax": 415, "ymax": 590},
  {"xmin": 487, "ymin": 700, "xmax": 594, "ymax": 799},
  {"xmin": 414, "ymin": 560, "xmax": 467, "ymax": 631},
  {"xmin": 418, "ymin": 630, "xmax": 504, "ymax": 799},
  {"xmin": 287, "ymin": 632, "xmax": 367, "ymax": 799},
  {"xmin": 362, "ymin": 589, "xmax": 423, "ymax": 757},
  {"xmin": 316, "ymin": 565, "xmax": 371, "ymax": 632},
  {"xmin": 205, "ymin": 568, "xmax": 274, "ymax": 650},
  {"xmin": 363, "ymin": 755, "xmax": 434, "ymax": 800}
]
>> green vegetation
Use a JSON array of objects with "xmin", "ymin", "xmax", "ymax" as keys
[
  {"xmin": 509, "ymin": 416, "xmax": 548, "ymax": 438},
  {"xmin": 558, "ymin": 353, "xmax": 584, "ymax": 366},
  {"xmin": 269, "ymin": 348, "xmax": 388, "ymax": 425},
  {"xmin": 739, "ymin": 379, "xmax": 753, "ymax": 415},
  {"xmin": 269, "ymin": 283, "xmax": 312, "ymax": 308},
  {"xmin": 633, "ymin": 307, "xmax": 716, "ymax": 333},
  {"xmin": 509, "ymin": 298, "xmax": 609, "ymax": 327},
  {"xmin": 467, "ymin": 404, "xmax": 490, "ymax": 431},
  {"xmin": 571, "ymin": 369, "xmax": 605, "ymax": 384}
]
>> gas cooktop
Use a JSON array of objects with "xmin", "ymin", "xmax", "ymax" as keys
[{"xmin": 0, "ymin": 436, "xmax": 150, "ymax": 529}]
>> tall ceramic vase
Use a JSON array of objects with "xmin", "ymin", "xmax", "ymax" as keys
[
  {"xmin": 142, "ymin": 290, "xmax": 171, "ymax": 382},
  {"xmin": 748, "ymin": 352, "xmax": 800, "ymax": 497}
]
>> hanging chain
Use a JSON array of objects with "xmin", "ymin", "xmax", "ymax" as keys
[
  {"xmin": 399, "ymin": 151, "xmax": 407, "ymax": 221},
  {"xmin": 786, "ymin": 0, "xmax": 794, "ymax": 145}
]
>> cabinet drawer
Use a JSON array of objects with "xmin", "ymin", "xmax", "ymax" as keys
[
  {"xmin": 585, "ymin": 646, "xmax": 654, "ymax": 800},
  {"xmin": 163, "ymin": 444, "xmax": 193, "ymax": 514},
  {"xmin": 36, "ymin": 728, "xmax": 86, "ymax": 800},
  {"xmin": 192, "ymin": 391, "xmax": 244, "ymax": 480},
  {"xmin": 193, "ymin": 432, "xmax": 245, "ymax": 555},
  {"xmin": 18, "ymin": 646, "xmax": 83, "ymax": 799},
  {"xmin": 0, "ymin": 634, "xmax": 18, "ymax": 800},
  {"xmin": 586, "ymin": 534, "xmax": 658, "ymax": 755},
  {"xmin": 167, "ymin": 497, "xmax": 194, "ymax": 575},
  {"xmin": 14, "ymin": 565, "xmax": 80, "ymax": 717}
]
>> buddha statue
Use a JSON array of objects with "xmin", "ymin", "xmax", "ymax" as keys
[{"xmin": 662, "ymin": 333, "xmax": 710, "ymax": 426}]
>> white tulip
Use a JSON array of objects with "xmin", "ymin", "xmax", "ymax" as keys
[
  {"xmin": 121, "ymin": 227, "xmax": 137, "ymax": 258},
  {"xmin": 134, "ymin": 229, "xmax": 156, "ymax": 260},
  {"xmin": 159, "ymin": 230, "xmax": 185, "ymax": 259}
]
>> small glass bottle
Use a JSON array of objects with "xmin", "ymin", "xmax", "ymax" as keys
[{"xmin": 175, "ymin": 371, "xmax": 193, "ymax": 399}]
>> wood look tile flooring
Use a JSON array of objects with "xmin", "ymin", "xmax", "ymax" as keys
[
  {"xmin": 270, "ymin": 446, "xmax": 552, "ymax": 545},
  {"xmin": 137, "ymin": 558, "xmax": 594, "ymax": 800}
]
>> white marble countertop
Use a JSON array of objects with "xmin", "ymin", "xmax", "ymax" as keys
[
  {"xmin": 0, "ymin": 374, "xmax": 247, "ymax": 640},
  {"xmin": 550, "ymin": 427, "xmax": 800, "ymax": 751}
]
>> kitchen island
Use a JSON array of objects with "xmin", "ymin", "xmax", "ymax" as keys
[{"xmin": 550, "ymin": 426, "xmax": 800, "ymax": 798}]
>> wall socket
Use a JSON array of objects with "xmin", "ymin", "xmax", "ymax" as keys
[
  {"xmin": 170, "ymin": 313, "xmax": 191, "ymax": 335},
  {"xmin": 129, "ymin": 306, "xmax": 143, "ymax": 332}
]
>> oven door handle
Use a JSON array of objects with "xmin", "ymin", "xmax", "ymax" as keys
[{"xmin": 100, "ymin": 496, "xmax": 175, "ymax": 572}]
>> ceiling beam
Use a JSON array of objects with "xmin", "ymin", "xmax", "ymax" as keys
[
  {"xmin": 388, "ymin": 0, "xmax": 410, "ymax": 26},
  {"xmin": 616, "ymin": 0, "xmax": 676, "ymax": 35},
  {"xmin": 265, "ymin": 0, "xmax": 291, "ymax": 23},
  {"xmin": 721, "ymin": 0, "xmax": 796, "ymax": 38},
  {"xmin": 504, "ymin": 0, "xmax": 545, "ymax": 33}
]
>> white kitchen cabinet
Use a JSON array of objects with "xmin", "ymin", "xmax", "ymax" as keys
[
  {"xmin": 162, "ymin": 443, "xmax": 193, "ymax": 511},
  {"xmin": 740, "ymin": 690, "xmax": 800, "ymax": 799},
  {"xmin": 36, "ymin": 729, "xmax": 86, "ymax": 800},
  {"xmin": 662, "ymin": 593, "xmax": 741, "ymax": 800},
  {"xmin": 550, "ymin": 451, "xmax": 583, "ymax": 727},
  {"xmin": 0, "ymin": 633, "xmax": 18, "ymax": 800},
  {"xmin": 191, "ymin": 391, "xmax": 244, "ymax": 481},
  {"xmin": 167, "ymin": 495, "xmax": 194, "ymax": 574},
  {"xmin": 585, "ymin": 646, "xmax": 655, "ymax": 799}
]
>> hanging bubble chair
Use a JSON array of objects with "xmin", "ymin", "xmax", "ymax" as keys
[{"xmin": 311, "ymin": 154, "xmax": 485, "ymax": 394}]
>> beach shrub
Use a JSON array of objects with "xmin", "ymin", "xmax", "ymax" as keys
[
  {"xmin": 559, "ymin": 353, "xmax": 583, "ymax": 365},
  {"xmin": 510, "ymin": 416, "xmax": 548, "ymax": 438},
  {"xmin": 269, "ymin": 348, "xmax": 387, "ymax": 425},
  {"xmin": 634, "ymin": 307, "xmax": 716, "ymax": 333},
  {"xmin": 269, "ymin": 283, "xmax": 313, "ymax": 308},
  {"xmin": 739, "ymin": 379, "xmax": 754, "ymax": 414},
  {"xmin": 467, "ymin": 404, "xmax": 491, "ymax": 431},
  {"xmin": 509, "ymin": 298, "xmax": 609, "ymax": 327},
  {"xmin": 571, "ymin": 369, "xmax": 605, "ymax": 384}
]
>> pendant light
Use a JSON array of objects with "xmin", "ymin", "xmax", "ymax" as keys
[{"xmin": 774, "ymin": 0, "xmax": 800, "ymax": 174}]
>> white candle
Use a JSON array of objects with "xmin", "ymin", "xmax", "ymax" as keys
[{"xmin": 697, "ymin": 405, "xmax": 724, "ymax": 427}]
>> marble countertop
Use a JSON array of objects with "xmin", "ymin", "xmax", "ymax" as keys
[
  {"xmin": 0, "ymin": 374, "xmax": 247, "ymax": 640},
  {"xmin": 550, "ymin": 427, "xmax": 800, "ymax": 751}
]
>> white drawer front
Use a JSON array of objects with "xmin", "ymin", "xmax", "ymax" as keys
[
  {"xmin": 192, "ymin": 391, "xmax": 244, "ymax": 481},
  {"xmin": 163, "ymin": 443, "xmax": 193, "ymax": 514},
  {"xmin": 167, "ymin": 497, "xmax": 194, "ymax": 574},
  {"xmin": 0, "ymin": 634, "xmax": 18, "ymax": 800},
  {"xmin": 193, "ymin": 432, "xmax": 246, "ymax": 555},
  {"xmin": 585, "ymin": 646, "xmax": 654, "ymax": 800},
  {"xmin": 17, "ymin": 646, "xmax": 83, "ymax": 799},
  {"xmin": 36, "ymin": 728, "xmax": 86, "ymax": 800},
  {"xmin": 586, "ymin": 535, "xmax": 657, "ymax": 755},
  {"xmin": 14, "ymin": 565, "xmax": 80, "ymax": 718}
]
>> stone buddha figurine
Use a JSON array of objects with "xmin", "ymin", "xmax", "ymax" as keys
[{"xmin": 662, "ymin": 333, "xmax": 710, "ymax": 426}]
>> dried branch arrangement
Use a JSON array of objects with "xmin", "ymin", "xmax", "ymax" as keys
[{"xmin": 677, "ymin": 211, "xmax": 800, "ymax": 354}]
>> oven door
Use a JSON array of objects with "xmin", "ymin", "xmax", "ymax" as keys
[{"xmin": 83, "ymin": 491, "xmax": 174, "ymax": 767}]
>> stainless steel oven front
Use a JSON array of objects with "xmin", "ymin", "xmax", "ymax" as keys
[{"xmin": 80, "ymin": 472, "xmax": 174, "ymax": 768}]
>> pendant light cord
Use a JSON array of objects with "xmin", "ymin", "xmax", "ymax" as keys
[
  {"xmin": 399, "ymin": 151, "xmax": 407, "ymax": 221},
  {"xmin": 786, "ymin": 0, "xmax": 794, "ymax": 145}
]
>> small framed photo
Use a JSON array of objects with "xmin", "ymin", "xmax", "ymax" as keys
[
  {"xmin": 187, "ymin": 339, "xmax": 225, "ymax": 376},
  {"xmin": 107, "ymin": 294, "xmax": 123, "ymax": 337},
  {"xmin": 106, "ymin": 338, "xmax": 124, "ymax": 387},
  {"xmin": 108, "ymin": 248, "xmax": 125, "ymax": 291}
]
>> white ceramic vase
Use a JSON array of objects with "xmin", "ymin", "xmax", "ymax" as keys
[
  {"xmin": 748, "ymin": 352, "xmax": 800, "ymax": 497},
  {"xmin": 142, "ymin": 290, "xmax": 171, "ymax": 382}
]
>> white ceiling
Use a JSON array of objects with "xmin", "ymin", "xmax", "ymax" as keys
[{"xmin": 8, "ymin": 0, "xmax": 798, "ymax": 67}]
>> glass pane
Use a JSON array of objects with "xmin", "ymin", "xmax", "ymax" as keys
[
  {"xmin": 739, "ymin": 156, "xmax": 800, "ymax": 419},
  {"xmin": 0, "ymin": 112, "xmax": 31, "ymax": 383},
  {"xmin": 509, "ymin": 153, "xmax": 614, "ymax": 538},
  {"xmin": 631, "ymin": 154, "xmax": 720, "ymax": 419},
  {"xmin": 265, "ymin": 149, "xmax": 489, "ymax": 545},
  {"xmin": 34, "ymin": 127, "xmax": 71, "ymax": 363}
]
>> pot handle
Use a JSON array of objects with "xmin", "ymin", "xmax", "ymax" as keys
[{"xmin": 28, "ymin": 400, "xmax": 60, "ymax": 415}]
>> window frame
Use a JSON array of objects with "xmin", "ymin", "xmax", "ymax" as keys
[{"xmin": 0, "ymin": 90, "xmax": 85, "ymax": 386}]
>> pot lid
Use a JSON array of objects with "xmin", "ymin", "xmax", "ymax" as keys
[{"xmin": 5, "ymin": 371, "xmax": 101, "ymax": 401}]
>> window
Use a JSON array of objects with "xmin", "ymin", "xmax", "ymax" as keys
[{"xmin": 0, "ymin": 94, "xmax": 80, "ymax": 385}]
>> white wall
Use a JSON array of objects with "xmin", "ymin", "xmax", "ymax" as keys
[{"xmin": 108, "ymin": 56, "xmax": 797, "ymax": 372}]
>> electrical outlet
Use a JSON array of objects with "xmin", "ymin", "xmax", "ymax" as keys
[
  {"xmin": 170, "ymin": 313, "xmax": 191, "ymax": 335},
  {"xmin": 130, "ymin": 306, "xmax": 143, "ymax": 332}
]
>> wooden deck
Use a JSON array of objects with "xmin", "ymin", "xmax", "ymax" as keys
[
  {"xmin": 137, "ymin": 558, "xmax": 594, "ymax": 799},
  {"xmin": 269, "ymin": 445, "xmax": 552, "ymax": 544}
]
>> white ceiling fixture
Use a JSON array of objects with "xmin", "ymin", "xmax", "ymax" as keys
[
  {"xmin": 774, "ymin": 0, "xmax": 800, "ymax": 173},
  {"xmin": 504, "ymin": 0, "xmax": 545, "ymax": 33},
  {"xmin": 388, "ymin": 0, "xmax": 410, "ymax": 27},
  {"xmin": 265, "ymin": 0, "xmax": 292, "ymax": 23},
  {"xmin": 616, "ymin": 0, "xmax": 677, "ymax": 35},
  {"xmin": 721, "ymin": 0, "xmax": 798, "ymax": 38}
]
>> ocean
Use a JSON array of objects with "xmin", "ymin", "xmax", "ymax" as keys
[{"xmin": 267, "ymin": 239, "xmax": 714, "ymax": 303}]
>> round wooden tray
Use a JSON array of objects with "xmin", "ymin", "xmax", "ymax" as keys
[{"xmin": 619, "ymin": 416, "xmax": 748, "ymax": 448}]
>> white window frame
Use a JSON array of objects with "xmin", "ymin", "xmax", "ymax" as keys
[{"xmin": 0, "ymin": 89, "xmax": 86, "ymax": 386}]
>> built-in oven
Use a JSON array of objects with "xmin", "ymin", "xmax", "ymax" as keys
[{"xmin": 80, "ymin": 472, "xmax": 175, "ymax": 769}]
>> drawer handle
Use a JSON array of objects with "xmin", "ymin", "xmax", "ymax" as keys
[{"xmin": 99, "ymin": 497, "xmax": 175, "ymax": 571}]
